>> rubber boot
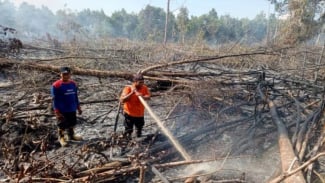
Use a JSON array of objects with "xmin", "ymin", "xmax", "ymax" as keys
[
  {"xmin": 58, "ymin": 129, "xmax": 67, "ymax": 147},
  {"xmin": 67, "ymin": 128, "xmax": 83, "ymax": 141}
]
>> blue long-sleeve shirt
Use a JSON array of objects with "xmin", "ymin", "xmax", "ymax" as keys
[{"xmin": 51, "ymin": 79, "xmax": 80, "ymax": 113}]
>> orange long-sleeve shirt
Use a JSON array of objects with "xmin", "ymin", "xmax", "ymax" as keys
[{"xmin": 121, "ymin": 84, "xmax": 150, "ymax": 117}]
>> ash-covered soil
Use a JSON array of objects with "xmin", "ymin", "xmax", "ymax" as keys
[
  {"xmin": 1, "ymin": 43, "xmax": 325, "ymax": 182},
  {"xmin": 0, "ymin": 69, "xmax": 280, "ymax": 183}
]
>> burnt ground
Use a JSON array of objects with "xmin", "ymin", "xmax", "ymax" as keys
[{"xmin": 1, "ymin": 41, "xmax": 325, "ymax": 183}]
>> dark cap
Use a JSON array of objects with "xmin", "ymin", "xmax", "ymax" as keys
[
  {"xmin": 132, "ymin": 73, "xmax": 144, "ymax": 82},
  {"xmin": 60, "ymin": 66, "xmax": 71, "ymax": 74}
]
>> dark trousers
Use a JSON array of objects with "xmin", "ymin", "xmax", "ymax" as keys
[
  {"xmin": 123, "ymin": 113, "xmax": 144, "ymax": 137},
  {"xmin": 57, "ymin": 112, "xmax": 77, "ymax": 130}
]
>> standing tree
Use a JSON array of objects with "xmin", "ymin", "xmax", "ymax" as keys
[
  {"xmin": 176, "ymin": 7, "xmax": 190, "ymax": 44},
  {"xmin": 137, "ymin": 5, "xmax": 166, "ymax": 42},
  {"xmin": 203, "ymin": 9, "xmax": 220, "ymax": 44},
  {"xmin": 56, "ymin": 10, "xmax": 82, "ymax": 42},
  {"xmin": 163, "ymin": 0, "xmax": 170, "ymax": 45},
  {"xmin": 270, "ymin": 0, "xmax": 324, "ymax": 44}
]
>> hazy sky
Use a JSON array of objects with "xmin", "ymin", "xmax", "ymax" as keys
[{"xmin": 10, "ymin": 0, "xmax": 275, "ymax": 19}]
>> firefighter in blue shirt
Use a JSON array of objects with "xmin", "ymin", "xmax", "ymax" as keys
[{"xmin": 51, "ymin": 66, "xmax": 82, "ymax": 147}]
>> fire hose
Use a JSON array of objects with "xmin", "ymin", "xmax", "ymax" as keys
[{"xmin": 138, "ymin": 96, "xmax": 191, "ymax": 161}]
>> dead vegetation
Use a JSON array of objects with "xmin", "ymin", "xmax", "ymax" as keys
[
  {"xmin": 0, "ymin": 25, "xmax": 23, "ymax": 57},
  {"xmin": 1, "ymin": 39, "xmax": 325, "ymax": 183}
]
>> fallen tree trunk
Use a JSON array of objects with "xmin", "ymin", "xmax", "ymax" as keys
[
  {"xmin": 257, "ymin": 83, "xmax": 306, "ymax": 183},
  {"xmin": 140, "ymin": 50, "xmax": 278, "ymax": 73},
  {"xmin": 0, "ymin": 58, "xmax": 132, "ymax": 79}
]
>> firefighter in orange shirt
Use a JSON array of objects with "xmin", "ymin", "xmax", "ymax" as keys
[{"xmin": 120, "ymin": 73, "xmax": 151, "ymax": 139}]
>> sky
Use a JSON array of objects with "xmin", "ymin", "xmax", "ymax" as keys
[{"xmin": 10, "ymin": 0, "xmax": 275, "ymax": 19}]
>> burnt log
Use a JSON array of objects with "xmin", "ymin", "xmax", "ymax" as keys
[{"xmin": 257, "ymin": 83, "xmax": 305, "ymax": 183}]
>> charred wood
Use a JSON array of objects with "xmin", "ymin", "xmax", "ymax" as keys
[{"xmin": 257, "ymin": 83, "xmax": 306, "ymax": 183}]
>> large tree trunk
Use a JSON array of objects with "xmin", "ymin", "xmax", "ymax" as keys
[{"xmin": 258, "ymin": 84, "xmax": 305, "ymax": 183}]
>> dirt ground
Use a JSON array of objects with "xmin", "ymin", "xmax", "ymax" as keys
[
  {"xmin": 1, "ymin": 42, "xmax": 325, "ymax": 182},
  {"xmin": 0, "ymin": 65, "xmax": 283, "ymax": 183}
]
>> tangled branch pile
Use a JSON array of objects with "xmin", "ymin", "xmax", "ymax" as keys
[{"xmin": 0, "ymin": 41, "xmax": 325, "ymax": 183}]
